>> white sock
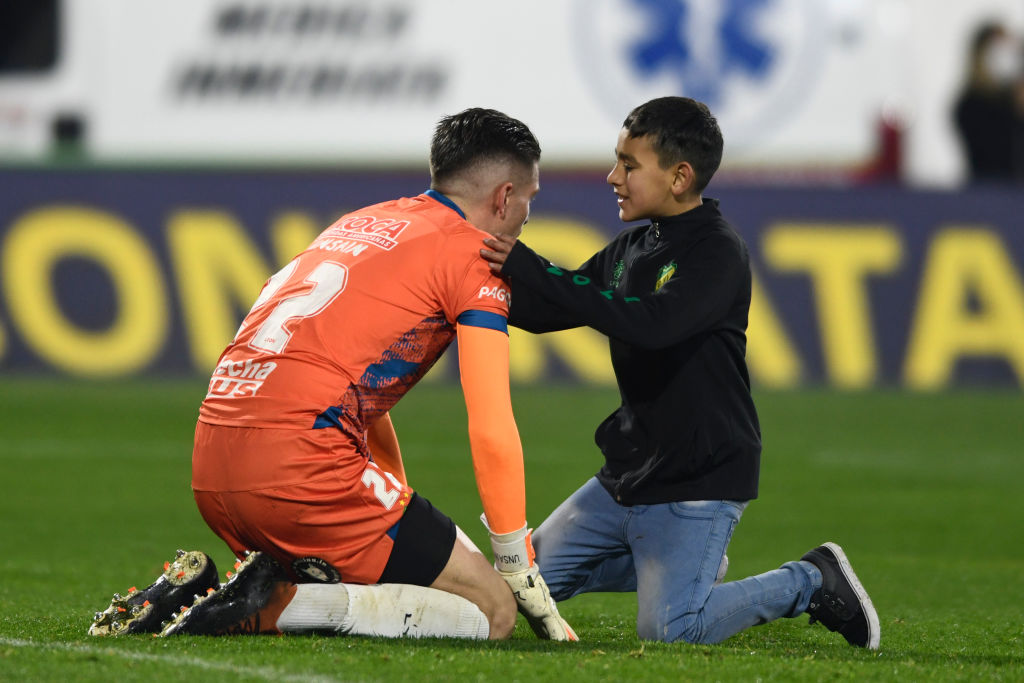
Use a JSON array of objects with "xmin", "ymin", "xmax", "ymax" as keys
[{"xmin": 276, "ymin": 583, "xmax": 490, "ymax": 639}]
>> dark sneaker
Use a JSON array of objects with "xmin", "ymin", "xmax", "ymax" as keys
[
  {"xmin": 801, "ymin": 542, "xmax": 880, "ymax": 649},
  {"xmin": 89, "ymin": 549, "xmax": 219, "ymax": 636},
  {"xmin": 159, "ymin": 551, "xmax": 295, "ymax": 636}
]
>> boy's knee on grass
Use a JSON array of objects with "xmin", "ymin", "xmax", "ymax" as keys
[{"xmin": 637, "ymin": 609, "xmax": 712, "ymax": 645}]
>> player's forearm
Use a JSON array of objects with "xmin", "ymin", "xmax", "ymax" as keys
[
  {"xmin": 467, "ymin": 419, "xmax": 527, "ymax": 534},
  {"xmin": 456, "ymin": 324, "xmax": 527, "ymax": 535}
]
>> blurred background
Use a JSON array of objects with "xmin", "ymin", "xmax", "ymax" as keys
[{"xmin": 1, "ymin": 0, "xmax": 1023, "ymax": 390}]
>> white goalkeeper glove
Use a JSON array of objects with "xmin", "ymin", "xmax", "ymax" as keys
[{"xmin": 482, "ymin": 515, "xmax": 578, "ymax": 642}]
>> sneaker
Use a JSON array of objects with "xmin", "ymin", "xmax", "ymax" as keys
[
  {"xmin": 801, "ymin": 542, "xmax": 880, "ymax": 649},
  {"xmin": 89, "ymin": 549, "xmax": 219, "ymax": 636},
  {"xmin": 159, "ymin": 551, "xmax": 295, "ymax": 636}
]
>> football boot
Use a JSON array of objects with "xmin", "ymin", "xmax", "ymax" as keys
[{"xmin": 89, "ymin": 549, "xmax": 219, "ymax": 636}]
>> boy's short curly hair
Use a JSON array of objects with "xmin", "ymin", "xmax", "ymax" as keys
[{"xmin": 623, "ymin": 97, "xmax": 723, "ymax": 192}]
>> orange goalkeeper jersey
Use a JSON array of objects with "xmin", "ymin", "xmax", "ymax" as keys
[{"xmin": 200, "ymin": 191, "xmax": 511, "ymax": 439}]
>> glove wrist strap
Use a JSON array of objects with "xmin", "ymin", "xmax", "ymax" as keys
[{"xmin": 481, "ymin": 515, "xmax": 534, "ymax": 573}]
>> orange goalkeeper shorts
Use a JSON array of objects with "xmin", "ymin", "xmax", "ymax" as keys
[{"xmin": 193, "ymin": 421, "xmax": 416, "ymax": 585}]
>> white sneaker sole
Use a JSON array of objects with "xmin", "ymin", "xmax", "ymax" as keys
[{"xmin": 822, "ymin": 541, "xmax": 880, "ymax": 650}]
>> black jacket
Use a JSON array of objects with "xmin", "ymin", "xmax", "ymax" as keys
[
  {"xmin": 953, "ymin": 87, "xmax": 1024, "ymax": 182},
  {"xmin": 502, "ymin": 199, "xmax": 761, "ymax": 504}
]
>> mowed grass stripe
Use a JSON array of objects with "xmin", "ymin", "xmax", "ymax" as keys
[{"xmin": 0, "ymin": 637, "xmax": 343, "ymax": 683}]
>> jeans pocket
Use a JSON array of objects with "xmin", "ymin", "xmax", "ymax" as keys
[{"xmin": 667, "ymin": 499, "xmax": 721, "ymax": 519}]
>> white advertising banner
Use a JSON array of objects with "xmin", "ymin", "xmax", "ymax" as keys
[{"xmin": 2, "ymin": 0, "xmax": 1023, "ymax": 185}]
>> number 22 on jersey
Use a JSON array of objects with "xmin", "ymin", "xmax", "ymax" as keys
[{"xmin": 236, "ymin": 259, "xmax": 349, "ymax": 354}]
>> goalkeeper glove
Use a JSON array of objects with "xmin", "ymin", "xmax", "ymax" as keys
[{"xmin": 482, "ymin": 515, "xmax": 578, "ymax": 641}]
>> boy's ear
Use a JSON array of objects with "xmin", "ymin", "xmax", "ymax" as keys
[{"xmin": 671, "ymin": 162, "xmax": 697, "ymax": 196}]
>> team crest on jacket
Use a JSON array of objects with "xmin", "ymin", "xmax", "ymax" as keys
[
  {"xmin": 655, "ymin": 262, "xmax": 677, "ymax": 291},
  {"xmin": 611, "ymin": 259, "xmax": 625, "ymax": 288}
]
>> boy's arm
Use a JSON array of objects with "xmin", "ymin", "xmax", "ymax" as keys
[
  {"xmin": 483, "ymin": 238, "xmax": 614, "ymax": 334},
  {"xmin": 505, "ymin": 274, "xmax": 584, "ymax": 333},
  {"xmin": 500, "ymin": 236, "xmax": 745, "ymax": 350},
  {"xmin": 366, "ymin": 412, "xmax": 406, "ymax": 486}
]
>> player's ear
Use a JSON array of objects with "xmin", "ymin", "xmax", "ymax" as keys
[{"xmin": 492, "ymin": 182, "xmax": 514, "ymax": 219}]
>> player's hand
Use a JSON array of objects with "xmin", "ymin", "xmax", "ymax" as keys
[
  {"xmin": 480, "ymin": 235, "xmax": 517, "ymax": 273},
  {"xmin": 482, "ymin": 515, "xmax": 579, "ymax": 642},
  {"xmin": 499, "ymin": 563, "xmax": 578, "ymax": 641}
]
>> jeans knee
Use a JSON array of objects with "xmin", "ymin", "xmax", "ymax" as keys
[{"xmin": 638, "ymin": 612, "xmax": 714, "ymax": 644}]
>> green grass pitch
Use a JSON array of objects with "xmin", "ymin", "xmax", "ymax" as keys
[{"xmin": 0, "ymin": 378, "xmax": 1022, "ymax": 681}]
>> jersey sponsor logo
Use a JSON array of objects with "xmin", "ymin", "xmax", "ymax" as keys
[
  {"xmin": 312, "ymin": 238, "xmax": 370, "ymax": 257},
  {"xmin": 316, "ymin": 215, "xmax": 410, "ymax": 252},
  {"xmin": 206, "ymin": 358, "xmax": 277, "ymax": 398},
  {"xmin": 291, "ymin": 557, "xmax": 342, "ymax": 583},
  {"xmin": 655, "ymin": 261, "xmax": 676, "ymax": 291},
  {"xmin": 477, "ymin": 285, "xmax": 511, "ymax": 304}
]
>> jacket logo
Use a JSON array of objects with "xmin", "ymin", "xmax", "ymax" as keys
[
  {"xmin": 655, "ymin": 261, "xmax": 676, "ymax": 291},
  {"xmin": 610, "ymin": 259, "xmax": 625, "ymax": 288}
]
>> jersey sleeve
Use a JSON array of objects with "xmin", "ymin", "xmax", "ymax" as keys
[
  {"xmin": 456, "ymin": 324, "xmax": 525, "ymax": 535},
  {"xmin": 437, "ymin": 229, "xmax": 511, "ymax": 327}
]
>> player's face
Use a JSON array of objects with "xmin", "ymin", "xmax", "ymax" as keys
[
  {"xmin": 496, "ymin": 163, "xmax": 540, "ymax": 239},
  {"xmin": 606, "ymin": 130, "xmax": 678, "ymax": 222}
]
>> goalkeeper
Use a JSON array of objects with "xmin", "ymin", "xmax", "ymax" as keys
[
  {"xmin": 480, "ymin": 97, "xmax": 879, "ymax": 649},
  {"xmin": 90, "ymin": 108, "xmax": 574, "ymax": 642}
]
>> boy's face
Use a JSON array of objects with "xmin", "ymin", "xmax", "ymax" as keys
[{"xmin": 606, "ymin": 129, "xmax": 681, "ymax": 222}]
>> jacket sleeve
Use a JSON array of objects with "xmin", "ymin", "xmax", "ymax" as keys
[
  {"xmin": 505, "ymin": 275, "xmax": 582, "ymax": 333},
  {"xmin": 505, "ymin": 241, "xmax": 615, "ymax": 333},
  {"xmin": 502, "ymin": 235, "xmax": 745, "ymax": 350}
]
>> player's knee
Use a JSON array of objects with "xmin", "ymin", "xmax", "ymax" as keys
[{"xmin": 484, "ymin": 587, "xmax": 517, "ymax": 640}]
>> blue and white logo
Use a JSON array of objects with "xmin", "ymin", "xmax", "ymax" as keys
[{"xmin": 572, "ymin": 0, "xmax": 827, "ymax": 150}]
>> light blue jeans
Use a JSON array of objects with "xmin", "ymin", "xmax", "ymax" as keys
[{"xmin": 533, "ymin": 477, "xmax": 822, "ymax": 644}]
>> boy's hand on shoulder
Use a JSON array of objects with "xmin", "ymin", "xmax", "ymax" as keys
[{"xmin": 481, "ymin": 235, "xmax": 517, "ymax": 273}]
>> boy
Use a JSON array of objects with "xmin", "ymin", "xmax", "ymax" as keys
[{"xmin": 481, "ymin": 96, "xmax": 879, "ymax": 648}]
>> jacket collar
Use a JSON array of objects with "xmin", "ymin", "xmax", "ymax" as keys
[{"xmin": 649, "ymin": 198, "xmax": 721, "ymax": 242}]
